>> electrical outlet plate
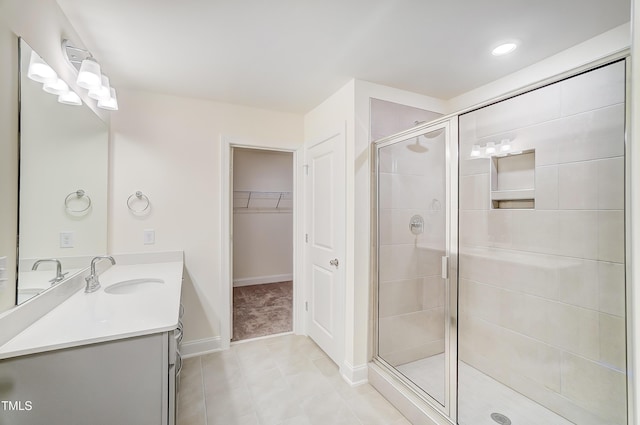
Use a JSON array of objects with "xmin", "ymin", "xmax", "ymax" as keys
[
  {"xmin": 143, "ymin": 229, "xmax": 155, "ymax": 245},
  {"xmin": 60, "ymin": 231, "xmax": 74, "ymax": 248}
]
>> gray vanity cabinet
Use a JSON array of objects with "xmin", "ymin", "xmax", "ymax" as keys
[{"xmin": 0, "ymin": 331, "xmax": 176, "ymax": 425}]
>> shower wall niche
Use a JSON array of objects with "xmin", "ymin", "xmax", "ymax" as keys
[{"xmin": 458, "ymin": 60, "xmax": 627, "ymax": 425}]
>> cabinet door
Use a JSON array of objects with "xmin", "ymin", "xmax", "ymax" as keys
[{"xmin": 0, "ymin": 334, "xmax": 165, "ymax": 425}]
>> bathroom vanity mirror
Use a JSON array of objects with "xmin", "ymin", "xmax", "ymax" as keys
[{"xmin": 16, "ymin": 39, "xmax": 108, "ymax": 303}]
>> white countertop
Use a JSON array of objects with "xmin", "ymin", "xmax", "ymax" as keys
[{"xmin": 0, "ymin": 260, "xmax": 183, "ymax": 360}]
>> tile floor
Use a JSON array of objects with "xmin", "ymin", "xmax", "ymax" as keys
[{"xmin": 178, "ymin": 334, "xmax": 410, "ymax": 425}]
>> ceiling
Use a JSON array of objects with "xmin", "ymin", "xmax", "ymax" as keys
[{"xmin": 55, "ymin": 0, "xmax": 631, "ymax": 113}]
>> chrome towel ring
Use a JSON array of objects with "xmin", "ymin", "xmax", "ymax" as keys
[
  {"xmin": 127, "ymin": 191, "xmax": 150, "ymax": 213},
  {"xmin": 64, "ymin": 189, "xmax": 91, "ymax": 213}
]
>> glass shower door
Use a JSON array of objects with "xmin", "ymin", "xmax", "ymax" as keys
[{"xmin": 375, "ymin": 121, "xmax": 452, "ymax": 411}]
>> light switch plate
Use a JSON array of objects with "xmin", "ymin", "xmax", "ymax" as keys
[
  {"xmin": 60, "ymin": 231, "xmax": 74, "ymax": 248},
  {"xmin": 143, "ymin": 229, "xmax": 155, "ymax": 245}
]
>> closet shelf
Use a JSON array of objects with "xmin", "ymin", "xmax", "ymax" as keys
[{"xmin": 233, "ymin": 191, "xmax": 292, "ymax": 211}]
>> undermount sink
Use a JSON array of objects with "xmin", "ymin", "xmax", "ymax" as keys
[{"xmin": 104, "ymin": 278, "xmax": 165, "ymax": 295}]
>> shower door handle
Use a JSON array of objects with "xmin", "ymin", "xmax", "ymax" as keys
[{"xmin": 329, "ymin": 258, "xmax": 339, "ymax": 268}]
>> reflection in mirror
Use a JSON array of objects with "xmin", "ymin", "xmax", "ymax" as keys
[{"xmin": 17, "ymin": 39, "xmax": 108, "ymax": 304}]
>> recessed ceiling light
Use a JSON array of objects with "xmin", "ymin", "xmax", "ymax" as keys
[{"xmin": 492, "ymin": 42, "xmax": 518, "ymax": 56}]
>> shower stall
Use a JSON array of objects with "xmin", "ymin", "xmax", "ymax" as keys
[{"xmin": 372, "ymin": 59, "xmax": 629, "ymax": 425}]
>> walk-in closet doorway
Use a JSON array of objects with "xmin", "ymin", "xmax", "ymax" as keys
[{"xmin": 230, "ymin": 147, "xmax": 295, "ymax": 342}]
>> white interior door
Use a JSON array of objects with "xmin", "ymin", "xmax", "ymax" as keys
[{"xmin": 305, "ymin": 131, "xmax": 345, "ymax": 365}]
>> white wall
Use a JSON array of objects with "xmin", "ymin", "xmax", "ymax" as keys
[
  {"xmin": 232, "ymin": 149, "xmax": 293, "ymax": 285},
  {"xmin": 109, "ymin": 89, "xmax": 303, "ymax": 345}
]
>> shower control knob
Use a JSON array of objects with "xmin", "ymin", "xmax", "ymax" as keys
[{"xmin": 329, "ymin": 258, "xmax": 339, "ymax": 268}]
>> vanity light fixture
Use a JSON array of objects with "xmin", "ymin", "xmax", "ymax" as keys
[
  {"xmin": 27, "ymin": 51, "xmax": 57, "ymax": 83},
  {"xmin": 88, "ymin": 75, "xmax": 111, "ymax": 101},
  {"xmin": 492, "ymin": 42, "xmax": 518, "ymax": 56},
  {"xmin": 77, "ymin": 58, "xmax": 102, "ymax": 89},
  {"xmin": 97, "ymin": 88, "xmax": 118, "ymax": 110},
  {"xmin": 62, "ymin": 39, "xmax": 119, "ymax": 111},
  {"xmin": 500, "ymin": 139, "xmax": 512, "ymax": 152},
  {"xmin": 470, "ymin": 145, "xmax": 481, "ymax": 157},
  {"xmin": 58, "ymin": 90, "xmax": 82, "ymax": 106},
  {"xmin": 485, "ymin": 142, "xmax": 496, "ymax": 155},
  {"xmin": 26, "ymin": 49, "xmax": 82, "ymax": 106},
  {"xmin": 42, "ymin": 78, "xmax": 70, "ymax": 95}
]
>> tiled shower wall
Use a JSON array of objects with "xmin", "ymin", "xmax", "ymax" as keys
[
  {"xmin": 377, "ymin": 133, "xmax": 446, "ymax": 366},
  {"xmin": 458, "ymin": 61, "xmax": 626, "ymax": 425}
]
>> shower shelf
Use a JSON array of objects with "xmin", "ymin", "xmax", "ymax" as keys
[
  {"xmin": 490, "ymin": 188, "xmax": 535, "ymax": 201},
  {"xmin": 233, "ymin": 190, "xmax": 293, "ymax": 212}
]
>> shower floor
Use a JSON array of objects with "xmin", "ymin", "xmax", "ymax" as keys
[{"xmin": 397, "ymin": 355, "xmax": 573, "ymax": 425}]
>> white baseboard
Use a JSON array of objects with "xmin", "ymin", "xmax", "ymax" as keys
[
  {"xmin": 340, "ymin": 361, "xmax": 369, "ymax": 386},
  {"xmin": 180, "ymin": 336, "xmax": 222, "ymax": 358},
  {"xmin": 233, "ymin": 273, "xmax": 293, "ymax": 287}
]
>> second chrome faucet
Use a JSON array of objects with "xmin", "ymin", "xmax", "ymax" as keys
[{"xmin": 85, "ymin": 256, "xmax": 116, "ymax": 293}]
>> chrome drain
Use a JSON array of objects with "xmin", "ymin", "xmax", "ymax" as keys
[{"xmin": 490, "ymin": 413, "xmax": 512, "ymax": 425}]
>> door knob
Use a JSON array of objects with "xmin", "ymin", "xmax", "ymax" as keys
[{"xmin": 329, "ymin": 258, "xmax": 339, "ymax": 267}]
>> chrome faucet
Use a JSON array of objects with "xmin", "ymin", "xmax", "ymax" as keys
[
  {"xmin": 32, "ymin": 259, "xmax": 68, "ymax": 285},
  {"xmin": 85, "ymin": 256, "xmax": 116, "ymax": 293}
]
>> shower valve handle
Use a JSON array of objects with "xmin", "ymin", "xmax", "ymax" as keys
[{"xmin": 329, "ymin": 258, "xmax": 339, "ymax": 268}]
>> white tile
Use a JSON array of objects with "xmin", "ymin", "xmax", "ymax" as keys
[
  {"xmin": 557, "ymin": 259, "xmax": 598, "ymax": 310},
  {"xmin": 378, "ymin": 278, "xmax": 423, "ymax": 318},
  {"xmin": 486, "ymin": 210, "xmax": 513, "ymax": 248},
  {"xmin": 460, "ymin": 173, "xmax": 490, "ymax": 210},
  {"xmin": 512, "ymin": 210, "xmax": 560, "ymax": 255},
  {"xmin": 535, "ymin": 165, "xmax": 558, "ymax": 210},
  {"xmin": 558, "ymin": 161, "xmax": 598, "ymax": 210},
  {"xmin": 599, "ymin": 313, "xmax": 627, "ymax": 371},
  {"xmin": 560, "ymin": 61, "xmax": 626, "ymax": 117},
  {"xmin": 474, "ymin": 83, "xmax": 561, "ymax": 138},
  {"xmin": 598, "ymin": 157, "xmax": 625, "ymax": 210},
  {"xmin": 561, "ymin": 352, "xmax": 627, "ymax": 424},
  {"xmin": 545, "ymin": 301, "xmax": 599, "ymax": 361},
  {"xmin": 598, "ymin": 211, "xmax": 625, "ymax": 263},
  {"xmin": 598, "ymin": 261, "xmax": 626, "ymax": 317},
  {"xmin": 556, "ymin": 211, "xmax": 598, "ymax": 259},
  {"xmin": 556, "ymin": 105, "xmax": 626, "ymax": 164},
  {"xmin": 378, "ymin": 244, "xmax": 419, "ymax": 282},
  {"xmin": 459, "ymin": 210, "xmax": 488, "ymax": 247},
  {"xmin": 422, "ymin": 275, "xmax": 445, "ymax": 309}
]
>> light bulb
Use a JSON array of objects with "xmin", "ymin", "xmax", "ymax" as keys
[
  {"xmin": 470, "ymin": 145, "xmax": 481, "ymax": 157},
  {"xmin": 97, "ymin": 87, "xmax": 118, "ymax": 111},
  {"xmin": 27, "ymin": 51, "xmax": 57, "ymax": 83},
  {"xmin": 500, "ymin": 139, "xmax": 512, "ymax": 152},
  {"xmin": 485, "ymin": 142, "xmax": 496, "ymax": 155},
  {"xmin": 88, "ymin": 74, "xmax": 111, "ymax": 101},
  {"xmin": 43, "ymin": 78, "xmax": 69, "ymax": 95},
  {"xmin": 77, "ymin": 58, "xmax": 102, "ymax": 89},
  {"xmin": 58, "ymin": 90, "xmax": 82, "ymax": 105}
]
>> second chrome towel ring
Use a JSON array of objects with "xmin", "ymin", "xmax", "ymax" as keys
[
  {"xmin": 65, "ymin": 189, "xmax": 92, "ymax": 213},
  {"xmin": 127, "ymin": 191, "xmax": 150, "ymax": 213}
]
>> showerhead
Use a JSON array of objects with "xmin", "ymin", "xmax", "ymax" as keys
[
  {"xmin": 406, "ymin": 128, "xmax": 444, "ymax": 152},
  {"xmin": 407, "ymin": 138, "xmax": 429, "ymax": 153}
]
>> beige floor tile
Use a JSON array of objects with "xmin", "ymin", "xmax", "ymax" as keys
[
  {"xmin": 348, "ymin": 391, "xmax": 404, "ymax": 425},
  {"xmin": 301, "ymin": 391, "xmax": 363, "ymax": 425},
  {"xmin": 179, "ymin": 335, "xmax": 405, "ymax": 425}
]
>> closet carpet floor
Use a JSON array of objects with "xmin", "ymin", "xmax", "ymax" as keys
[{"xmin": 233, "ymin": 281, "xmax": 293, "ymax": 341}]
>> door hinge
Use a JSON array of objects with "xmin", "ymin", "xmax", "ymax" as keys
[
  {"xmin": 303, "ymin": 164, "xmax": 309, "ymax": 176},
  {"xmin": 305, "ymin": 301, "xmax": 308, "ymax": 311},
  {"xmin": 305, "ymin": 233, "xmax": 309, "ymax": 243}
]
